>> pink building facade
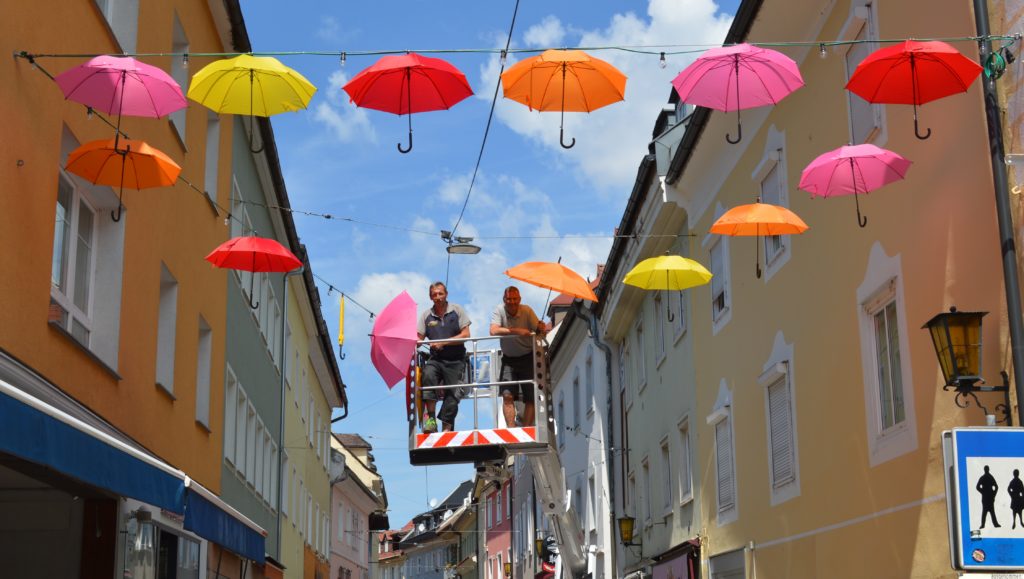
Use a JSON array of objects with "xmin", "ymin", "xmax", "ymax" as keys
[{"xmin": 483, "ymin": 480, "xmax": 512, "ymax": 579}]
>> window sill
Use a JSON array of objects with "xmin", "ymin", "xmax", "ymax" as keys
[
  {"xmin": 47, "ymin": 321, "xmax": 122, "ymax": 380},
  {"xmin": 169, "ymin": 117, "xmax": 188, "ymax": 153},
  {"xmin": 679, "ymin": 494, "xmax": 694, "ymax": 508},
  {"xmin": 655, "ymin": 354, "xmax": 667, "ymax": 370},
  {"xmin": 196, "ymin": 419, "xmax": 211, "ymax": 434},
  {"xmin": 156, "ymin": 382, "xmax": 177, "ymax": 401},
  {"xmin": 673, "ymin": 327, "xmax": 687, "ymax": 346}
]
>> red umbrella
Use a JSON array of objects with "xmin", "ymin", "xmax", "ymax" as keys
[
  {"xmin": 205, "ymin": 236, "xmax": 302, "ymax": 308},
  {"xmin": 846, "ymin": 40, "xmax": 982, "ymax": 140},
  {"xmin": 342, "ymin": 53, "xmax": 473, "ymax": 153}
]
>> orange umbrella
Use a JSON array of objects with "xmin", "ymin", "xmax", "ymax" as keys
[
  {"xmin": 65, "ymin": 138, "xmax": 181, "ymax": 222},
  {"xmin": 501, "ymin": 49, "xmax": 627, "ymax": 149},
  {"xmin": 710, "ymin": 200, "xmax": 808, "ymax": 278},
  {"xmin": 505, "ymin": 261, "xmax": 599, "ymax": 302}
]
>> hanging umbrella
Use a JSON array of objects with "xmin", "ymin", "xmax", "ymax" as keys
[
  {"xmin": 846, "ymin": 40, "xmax": 983, "ymax": 140},
  {"xmin": 710, "ymin": 200, "xmax": 809, "ymax": 278},
  {"xmin": 204, "ymin": 236, "xmax": 302, "ymax": 308},
  {"xmin": 671, "ymin": 43, "xmax": 803, "ymax": 144},
  {"xmin": 370, "ymin": 291, "xmax": 419, "ymax": 389},
  {"xmin": 505, "ymin": 261, "xmax": 599, "ymax": 302},
  {"xmin": 798, "ymin": 144, "xmax": 912, "ymax": 227},
  {"xmin": 343, "ymin": 53, "xmax": 474, "ymax": 153},
  {"xmin": 55, "ymin": 55, "xmax": 187, "ymax": 151},
  {"xmin": 623, "ymin": 254, "xmax": 712, "ymax": 321},
  {"xmin": 187, "ymin": 54, "xmax": 317, "ymax": 153},
  {"xmin": 501, "ymin": 49, "xmax": 627, "ymax": 149},
  {"xmin": 65, "ymin": 138, "xmax": 181, "ymax": 222}
]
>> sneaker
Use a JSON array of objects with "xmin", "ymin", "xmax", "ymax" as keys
[{"xmin": 423, "ymin": 417, "xmax": 438, "ymax": 433}]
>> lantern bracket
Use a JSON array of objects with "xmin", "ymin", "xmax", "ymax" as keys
[{"xmin": 943, "ymin": 370, "xmax": 1012, "ymax": 425}]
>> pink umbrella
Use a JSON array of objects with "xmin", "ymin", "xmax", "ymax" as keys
[
  {"xmin": 370, "ymin": 291, "xmax": 419, "ymax": 389},
  {"xmin": 55, "ymin": 55, "xmax": 187, "ymax": 150},
  {"xmin": 671, "ymin": 43, "xmax": 803, "ymax": 144},
  {"xmin": 799, "ymin": 144, "xmax": 912, "ymax": 228}
]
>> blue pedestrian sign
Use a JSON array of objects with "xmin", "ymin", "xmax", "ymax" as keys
[{"xmin": 945, "ymin": 428, "xmax": 1024, "ymax": 570}]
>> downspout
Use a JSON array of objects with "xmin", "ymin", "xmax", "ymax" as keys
[
  {"xmin": 277, "ymin": 266, "xmax": 305, "ymax": 557},
  {"xmin": 572, "ymin": 301, "xmax": 616, "ymax": 578}
]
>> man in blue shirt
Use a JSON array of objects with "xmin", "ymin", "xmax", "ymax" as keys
[{"xmin": 417, "ymin": 281, "xmax": 471, "ymax": 433}]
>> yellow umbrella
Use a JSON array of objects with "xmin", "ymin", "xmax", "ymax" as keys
[
  {"xmin": 188, "ymin": 54, "xmax": 317, "ymax": 152},
  {"xmin": 623, "ymin": 254, "xmax": 712, "ymax": 322},
  {"xmin": 338, "ymin": 295, "xmax": 346, "ymax": 360}
]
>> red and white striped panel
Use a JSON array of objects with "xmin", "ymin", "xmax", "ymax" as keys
[{"xmin": 415, "ymin": 427, "xmax": 537, "ymax": 449}]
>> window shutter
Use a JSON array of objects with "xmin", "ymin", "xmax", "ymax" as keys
[
  {"xmin": 715, "ymin": 419, "xmax": 735, "ymax": 511},
  {"xmin": 767, "ymin": 377, "xmax": 795, "ymax": 487}
]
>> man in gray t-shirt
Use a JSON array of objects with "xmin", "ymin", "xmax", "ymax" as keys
[
  {"xmin": 417, "ymin": 281, "xmax": 471, "ymax": 433},
  {"xmin": 490, "ymin": 286, "xmax": 548, "ymax": 427}
]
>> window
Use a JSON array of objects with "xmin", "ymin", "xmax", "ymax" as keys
[
  {"xmin": 282, "ymin": 452, "xmax": 290, "ymax": 516},
  {"xmin": 760, "ymin": 163, "xmax": 785, "ymax": 264},
  {"xmin": 263, "ymin": 431, "xmax": 273, "ymax": 501},
  {"xmin": 678, "ymin": 419, "xmax": 693, "ymax": 505},
  {"xmin": 574, "ymin": 479, "xmax": 583, "ymax": 527},
  {"xmin": 761, "ymin": 356, "xmax": 799, "ymax": 504},
  {"xmin": 641, "ymin": 458, "xmax": 652, "ymax": 526},
  {"xmin": 245, "ymin": 403, "xmax": 256, "ymax": 484},
  {"xmin": 170, "ymin": 14, "xmax": 189, "ymax": 142},
  {"xmin": 224, "ymin": 368, "xmax": 237, "ymax": 464},
  {"xmin": 617, "ymin": 341, "xmax": 627, "ymax": 394},
  {"xmin": 255, "ymin": 421, "xmax": 265, "ymax": 495},
  {"xmin": 308, "ymin": 398, "xmax": 316, "ymax": 444},
  {"xmin": 93, "ymin": 0, "xmax": 139, "ymax": 53},
  {"xmin": 634, "ymin": 320, "xmax": 646, "ymax": 389},
  {"xmin": 557, "ymin": 394, "xmax": 565, "ymax": 448},
  {"xmin": 307, "ymin": 495, "xmax": 313, "ymax": 541},
  {"xmin": 497, "ymin": 488, "xmax": 503, "ymax": 522},
  {"xmin": 713, "ymin": 415, "xmax": 737, "ymax": 523},
  {"xmin": 234, "ymin": 387, "xmax": 247, "ymax": 470},
  {"xmin": 710, "ymin": 550, "xmax": 746, "ymax": 579},
  {"xmin": 155, "ymin": 264, "xmax": 179, "ymax": 394},
  {"xmin": 572, "ymin": 369, "xmax": 581, "ymax": 430},
  {"xmin": 584, "ymin": 346, "xmax": 595, "ymax": 411},
  {"xmin": 708, "ymin": 237, "xmax": 731, "ymax": 329},
  {"xmin": 673, "ymin": 288, "xmax": 688, "ymax": 341},
  {"xmin": 51, "ymin": 172, "xmax": 96, "ymax": 347},
  {"xmin": 654, "ymin": 293, "xmax": 666, "ymax": 364},
  {"xmin": 486, "ymin": 496, "xmax": 492, "ymax": 528},
  {"xmin": 204, "ymin": 112, "xmax": 220, "ymax": 199},
  {"xmin": 587, "ymin": 475, "xmax": 596, "ymax": 531},
  {"xmin": 857, "ymin": 244, "xmax": 917, "ymax": 466},
  {"xmin": 196, "ymin": 316, "xmax": 212, "ymax": 427},
  {"xmin": 841, "ymin": 1, "xmax": 885, "ymax": 145},
  {"xmin": 660, "ymin": 438, "xmax": 672, "ymax": 514}
]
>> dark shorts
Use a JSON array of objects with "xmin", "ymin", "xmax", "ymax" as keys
[
  {"xmin": 421, "ymin": 358, "xmax": 465, "ymax": 424},
  {"xmin": 500, "ymin": 354, "xmax": 535, "ymax": 402}
]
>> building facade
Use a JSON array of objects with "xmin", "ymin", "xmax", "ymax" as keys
[{"xmin": 331, "ymin": 434, "xmax": 388, "ymax": 579}]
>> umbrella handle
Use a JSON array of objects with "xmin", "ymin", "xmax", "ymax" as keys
[
  {"xmin": 910, "ymin": 56, "xmax": 931, "ymax": 140},
  {"xmin": 913, "ymin": 104, "xmax": 932, "ymax": 140},
  {"xmin": 110, "ymin": 143, "xmax": 130, "ymax": 223},
  {"xmin": 111, "ymin": 203, "xmax": 124, "ymax": 222},
  {"xmin": 560, "ymin": 126, "xmax": 576, "ymax": 149},
  {"xmin": 397, "ymin": 128, "xmax": 413, "ymax": 154},
  {"xmin": 398, "ymin": 68, "xmax": 413, "ymax": 153},
  {"xmin": 726, "ymin": 110, "xmax": 743, "ymax": 144},
  {"xmin": 855, "ymin": 190, "xmax": 868, "ymax": 228},
  {"xmin": 559, "ymin": 65, "xmax": 575, "ymax": 149}
]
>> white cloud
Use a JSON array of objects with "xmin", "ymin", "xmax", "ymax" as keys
[
  {"xmin": 316, "ymin": 16, "xmax": 341, "ymax": 43},
  {"xmin": 523, "ymin": 16, "xmax": 566, "ymax": 48},
  {"xmin": 312, "ymin": 70, "xmax": 378, "ymax": 144},
  {"xmin": 483, "ymin": 0, "xmax": 732, "ymax": 192}
]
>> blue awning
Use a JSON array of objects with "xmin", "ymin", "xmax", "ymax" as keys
[
  {"xmin": 184, "ymin": 487, "xmax": 266, "ymax": 563},
  {"xmin": 0, "ymin": 384, "xmax": 185, "ymax": 512}
]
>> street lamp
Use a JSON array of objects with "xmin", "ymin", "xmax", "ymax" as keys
[
  {"xmin": 617, "ymin": 516, "xmax": 641, "ymax": 547},
  {"xmin": 504, "ymin": 561, "xmax": 512, "ymax": 577},
  {"xmin": 923, "ymin": 307, "xmax": 1011, "ymax": 424},
  {"xmin": 441, "ymin": 230, "xmax": 481, "ymax": 255}
]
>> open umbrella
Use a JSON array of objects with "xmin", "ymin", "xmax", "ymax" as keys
[
  {"xmin": 501, "ymin": 49, "xmax": 627, "ymax": 149},
  {"xmin": 188, "ymin": 54, "xmax": 317, "ymax": 153},
  {"xmin": 370, "ymin": 291, "xmax": 419, "ymax": 388},
  {"xmin": 672, "ymin": 44, "xmax": 803, "ymax": 144},
  {"xmin": 506, "ymin": 261, "xmax": 599, "ymax": 302},
  {"xmin": 204, "ymin": 236, "xmax": 302, "ymax": 308},
  {"xmin": 343, "ymin": 53, "xmax": 474, "ymax": 153},
  {"xmin": 799, "ymin": 144, "xmax": 912, "ymax": 227},
  {"xmin": 624, "ymin": 254, "xmax": 712, "ymax": 321},
  {"xmin": 710, "ymin": 200, "xmax": 809, "ymax": 278},
  {"xmin": 65, "ymin": 138, "xmax": 181, "ymax": 222},
  {"xmin": 846, "ymin": 40, "xmax": 983, "ymax": 140},
  {"xmin": 55, "ymin": 55, "xmax": 187, "ymax": 151}
]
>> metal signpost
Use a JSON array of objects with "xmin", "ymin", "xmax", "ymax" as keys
[{"xmin": 944, "ymin": 428, "xmax": 1024, "ymax": 572}]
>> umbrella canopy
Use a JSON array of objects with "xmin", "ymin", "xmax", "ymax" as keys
[
  {"xmin": 370, "ymin": 291, "xmax": 419, "ymax": 389},
  {"xmin": 711, "ymin": 201, "xmax": 809, "ymax": 278},
  {"xmin": 624, "ymin": 255, "xmax": 712, "ymax": 322},
  {"xmin": 65, "ymin": 138, "xmax": 181, "ymax": 222},
  {"xmin": 205, "ymin": 236, "xmax": 303, "ymax": 308},
  {"xmin": 501, "ymin": 49, "xmax": 627, "ymax": 149},
  {"xmin": 55, "ymin": 55, "xmax": 187, "ymax": 118},
  {"xmin": 671, "ymin": 43, "xmax": 804, "ymax": 144},
  {"xmin": 343, "ymin": 53, "xmax": 473, "ymax": 153},
  {"xmin": 187, "ymin": 54, "xmax": 317, "ymax": 152},
  {"xmin": 846, "ymin": 40, "xmax": 982, "ymax": 140},
  {"xmin": 505, "ymin": 261, "xmax": 599, "ymax": 302},
  {"xmin": 799, "ymin": 143, "xmax": 912, "ymax": 227}
]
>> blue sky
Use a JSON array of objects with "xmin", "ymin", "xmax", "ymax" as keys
[{"xmin": 242, "ymin": 0, "xmax": 739, "ymax": 526}]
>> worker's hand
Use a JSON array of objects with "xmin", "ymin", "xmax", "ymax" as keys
[{"xmin": 536, "ymin": 321, "xmax": 549, "ymax": 334}]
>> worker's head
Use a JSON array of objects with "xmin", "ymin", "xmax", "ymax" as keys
[
  {"xmin": 503, "ymin": 286, "xmax": 522, "ymax": 316},
  {"xmin": 429, "ymin": 282, "xmax": 448, "ymax": 308}
]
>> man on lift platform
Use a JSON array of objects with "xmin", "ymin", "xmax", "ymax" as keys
[
  {"xmin": 490, "ymin": 286, "xmax": 548, "ymax": 427},
  {"xmin": 417, "ymin": 281, "xmax": 471, "ymax": 433}
]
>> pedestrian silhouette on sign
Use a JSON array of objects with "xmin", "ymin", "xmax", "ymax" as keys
[
  {"xmin": 977, "ymin": 465, "xmax": 1002, "ymax": 528},
  {"xmin": 1009, "ymin": 469, "xmax": 1024, "ymax": 529}
]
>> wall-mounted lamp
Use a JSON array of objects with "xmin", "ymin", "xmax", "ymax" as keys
[
  {"xmin": 923, "ymin": 307, "xmax": 1011, "ymax": 424},
  {"xmin": 617, "ymin": 516, "xmax": 641, "ymax": 547},
  {"xmin": 504, "ymin": 561, "xmax": 512, "ymax": 576}
]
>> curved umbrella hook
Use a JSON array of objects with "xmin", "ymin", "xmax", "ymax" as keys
[
  {"xmin": 247, "ymin": 263, "xmax": 260, "ymax": 310},
  {"xmin": 910, "ymin": 55, "xmax": 931, "ymax": 140},
  {"xmin": 559, "ymin": 64, "xmax": 575, "ymax": 149},
  {"xmin": 913, "ymin": 103, "xmax": 932, "ymax": 140},
  {"xmin": 398, "ymin": 68, "xmax": 414, "ymax": 153},
  {"xmin": 110, "ymin": 144, "xmax": 130, "ymax": 222},
  {"xmin": 849, "ymin": 158, "xmax": 868, "ymax": 227},
  {"xmin": 726, "ymin": 57, "xmax": 743, "ymax": 144}
]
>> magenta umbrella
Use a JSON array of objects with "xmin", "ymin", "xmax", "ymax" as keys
[
  {"xmin": 55, "ymin": 55, "xmax": 187, "ymax": 150},
  {"xmin": 370, "ymin": 291, "xmax": 419, "ymax": 389},
  {"xmin": 798, "ymin": 143, "xmax": 912, "ymax": 228},
  {"xmin": 671, "ymin": 44, "xmax": 803, "ymax": 144}
]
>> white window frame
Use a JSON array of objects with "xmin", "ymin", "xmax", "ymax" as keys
[
  {"xmin": 572, "ymin": 368, "xmax": 581, "ymax": 430},
  {"xmin": 659, "ymin": 436, "xmax": 673, "ymax": 516},
  {"xmin": 93, "ymin": 0, "xmax": 139, "ymax": 53},
  {"xmin": 204, "ymin": 111, "xmax": 220, "ymax": 200},
  {"xmin": 195, "ymin": 316, "xmax": 212, "ymax": 427},
  {"xmin": 705, "ymin": 227, "xmax": 732, "ymax": 334},
  {"xmin": 672, "ymin": 288, "xmax": 688, "ymax": 343},
  {"xmin": 585, "ymin": 345, "xmax": 595, "ymax": 416},
  {"xmin": 654, "ymin": 292, "xmax": 667, "ymax": 367},
  {"xmin": 838, "ymin": 0, "xmax": 887, "ymax": 146},
  {"xmin": 759, "ymin": 334, "xmax": 800, "ymax": 505},
  {"xmin": 752, "ymin": 127, "xmax": 791, "ymax": 279},
  {"xmin": 635, "ymin": 318, "xmax": 647, "ymax": 390},
  {"xmin": 155, "ymin": 263, "xmax": 179, "ymax": 395},
  {"xmin": 169, "ymin": 14, "xmax": 189, "ymax": 144},
  {"xmin": 224, "ymin": 367, "xmax": 238, "ymax": 465},
  {"xmin": 641, "ymin": 457, "xmax": 652, "ymax": 527},
  {"xmin": 707, "ymin": 381, "xmax": 737, "ymax": 525},
  {"xmin": 857, "ymin": 243, "xmax": 917, "ymax": 466},
  {"xmin": 677, "ymin": 417, "xmax": 693, "ymax": 506},
  {"xmin": 51, "ymin": 170, "xmax": 97, "ymax": 348}
]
